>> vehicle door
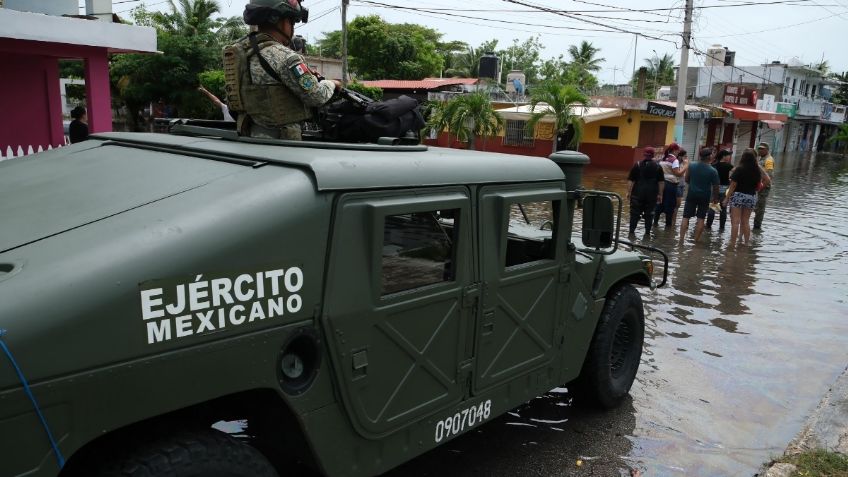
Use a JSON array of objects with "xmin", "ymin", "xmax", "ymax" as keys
[
  {"xmin": 323, "ymin": 187, "xmax": 475, "ymax": 437},
  {"xmin": 473, "ymin": 183, "xmax": 567, "ymax": 393}
]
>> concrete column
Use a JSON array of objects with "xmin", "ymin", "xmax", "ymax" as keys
[
  {"xmin": 43, "ymin": 57, "xmax": 65, "ymax": 147},
  {"xmin": 84, "ymin": 53, "xmax": 112, "ymax": 133}
]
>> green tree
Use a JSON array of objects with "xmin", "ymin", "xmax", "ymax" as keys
[
  {"xmin": 815, "ymin": 59, "xmax": 830, "ymax": 76},
  {"xmin": 525, "ymin": 82, "xmax": 589, "ymax": 154},
  {"xmin": 198, "ymin": 70, "xmax": 226, "ymax": 101},
  {"xmin": 444, "ymin": 40, "xmax": 498, "ymax": 78},
  {"xmin": 436, "ymin": 40, "xmax": 468, "ymax": 77},
  {"xmin": 110, "ymin": 2, "xmax": 248, "ymax": 129},
  {"xmin": 152, "ymin": 0, "xmax": 223, "ymax": 36},
  {"xmin": 538, "ymin": 55, "xmax": 569, "ymax": 84},
  {"xmin": 346, "ymin": 81, "xmax": 384, "ymax": 100},
  {"xmin": 633, "ymin": 53, "xmax": 675, "ymax": 98},
  {"xmin": 827, "ymin": 123, "xmax": 848, "ymax": 156},
  {"xmin": 829, "ymin": 71, "xmax": 848, "ymax": 105},
  {"xmin": 314, "ymin": 30, "xmax": 343, "ymax": 58},
  {"xmin": 111, "ymin": 28, "xmax": 220, "ymax": 129},
  {"xmin": 427, "ymin": 91, "xmax": 503, "ymax": 151},
  {"xmin": 567, "ymin": 41, "xmax": 604, "ymax": 74},
  {"xmin": 566, "ymin": 41, "xmax": 604, "ymax": 93},
  {"xmin": 347, "ymin": 16, "xmax": 443, "ymax": 80},
  {"xmin": 498, "ymin": 36, "xmax": 543, "ymax": 84}
]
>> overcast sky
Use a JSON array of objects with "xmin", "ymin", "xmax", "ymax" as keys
[{"xmin": 92, "ymin": 0, "xmax": 848, "ymax": 84}]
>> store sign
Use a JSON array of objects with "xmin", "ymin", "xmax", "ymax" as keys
[
  {"xmin": 775, "ymin": 102, "xmax": 796, "ymax": 118},
  {"xmin": 756, "ymin": 94, "xmax": 776, "ymax": 112},
  {"xmin": 723, "ymin": 85, "xmax": 758, "ymax": 106},
  {"xmin": 646, "ymin": 102, "xmax": 711, "ymax": 120}
]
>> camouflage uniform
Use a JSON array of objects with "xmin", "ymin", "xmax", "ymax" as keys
[{"xmin": 225, "ymin": 33, "xmax": 335, "ymax": 140}]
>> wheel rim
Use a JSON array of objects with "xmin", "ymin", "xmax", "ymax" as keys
[{"xmin": 610, "ymin": 312, "xmax": 635, "ymax": 378}]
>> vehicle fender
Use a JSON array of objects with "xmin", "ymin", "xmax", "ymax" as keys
[
  {"xmin": 592, "ymin": 251, "xmax": 651, "ymax": 300},
  {"xmin": 0, "ymin": 322, "xmax": 335, "ymax": 477}
]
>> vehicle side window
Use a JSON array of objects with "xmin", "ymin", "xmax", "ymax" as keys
[
  {"xmin": 505, "ymin": 200, "xmax": 558, "ymax": 268},
  {"xmin": 382, "ymin": 209, "xmax": 458, "ymax": 295}
]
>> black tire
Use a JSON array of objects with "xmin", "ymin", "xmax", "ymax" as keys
[
  {"xmin": 94, "ymin": 429, "xmax": 279, "ymax": 477},
  {"xmin": 574, "ymin": 284, "xmax": 645, "ymax": 409}
]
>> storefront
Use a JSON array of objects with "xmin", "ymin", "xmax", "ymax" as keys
[
  {"xmin": 644, "ymin": 101, "xmax": 711, "ymax": 156},
  {"xmin": 723, "ymin": 106, "xmax": 788, "ymax": 153}
]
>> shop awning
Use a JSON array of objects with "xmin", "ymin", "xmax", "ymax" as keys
[
  {"xmin": 496, "ymin": 104, "xmax": 622, "ymax": 123},
  {"xmin": 762, "ymin": 120, "xmax": 784, "ymax": 130},
  {"xmin": 725, "ymin": 105, "xmax": 788, "ymax": 122},
  {"xmin": 646, "ymin": 101, "xmax": 712, "ymax": 120}
]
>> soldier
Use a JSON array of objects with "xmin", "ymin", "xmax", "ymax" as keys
[{"xmin": 223, "ymin": 0, "xmax": 340, "ymax": 140}]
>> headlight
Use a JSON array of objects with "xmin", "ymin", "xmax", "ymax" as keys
[{"xmin": 642, "ymin": 259, "xmax": 654, "ymax": 277}]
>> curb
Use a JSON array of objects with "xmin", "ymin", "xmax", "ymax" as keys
[{"xmin": 761, "ymin": 363, "xmax": 848, "ymax": 475}]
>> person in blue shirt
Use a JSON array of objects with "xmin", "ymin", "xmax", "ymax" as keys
[{"xmin": 679, "ymin": 147, "xmax": 720, "ymax": 243}]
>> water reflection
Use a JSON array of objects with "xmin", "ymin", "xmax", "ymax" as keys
[{"xmin": 581, "ymin": 151, "xmax": 848, "ymax": 476}]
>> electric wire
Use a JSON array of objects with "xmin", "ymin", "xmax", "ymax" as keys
[
  {"xmin": 353, "ymin": 0, "xmax": 638, "ymax": 34},
  {"xmin": 349, "ymin": 2, "xmax": 628, "ymax": 38},
  {"xmin": 501, "ymin": 0, "xmax": 680, "ymax": 46},
  {"xmin": 0, "ymin": 330, "xmax": 66, "ymax": 470}
]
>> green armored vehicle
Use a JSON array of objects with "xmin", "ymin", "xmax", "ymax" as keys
[{"xmin": 0, "ymin": 127, "xmax": 666, "ymax": 477}]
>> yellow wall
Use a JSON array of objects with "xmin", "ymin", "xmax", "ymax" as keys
[{"xmin": 582, "ymin": 111, "xmax": 675, "ymax": 147}]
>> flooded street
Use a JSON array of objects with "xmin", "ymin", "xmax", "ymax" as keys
[{"xmin": 385, "ymin": 152, "xmax": 848, "ymax": 476}]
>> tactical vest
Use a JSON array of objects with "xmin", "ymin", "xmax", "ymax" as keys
[{"xmin": 223, "ymin": 33, "xmax": 313, "ymax": 135}]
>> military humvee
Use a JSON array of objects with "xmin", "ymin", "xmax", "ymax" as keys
[{"xmin": 0, "ymin": 125, "xmax": 666, "ymax": 477}]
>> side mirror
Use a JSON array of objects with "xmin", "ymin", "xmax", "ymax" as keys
[{"xmin": 582, "ymin": 195, "xmax": 614, "ymax": 249}]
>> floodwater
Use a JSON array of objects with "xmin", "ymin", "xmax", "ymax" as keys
[{"xmin": 385, "ymin": 152, "xmax": 848, "ymax": 477}]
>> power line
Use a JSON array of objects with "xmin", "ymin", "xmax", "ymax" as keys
[
  {"xmin": 354, "ymin": 0, "xmax": 645, "ymax": 34},
  {"xmin": 115, "ymin": 0, "xmax": 169, "ymax": 13},
  {"xmin": 699, "ymin": 13, "xmax": 844, "ymax": 38},
  {"xmin": 501, "ymin": 0, "xmax": 681, "ymax": 46},
  {"xmin": 349, "ymin": 1, "xmax": 632, "ymax": 37}
]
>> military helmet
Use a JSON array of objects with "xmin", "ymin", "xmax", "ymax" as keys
[{"xmin": 244, "ymin": 0, "xmax": 309, "ymax": 25}]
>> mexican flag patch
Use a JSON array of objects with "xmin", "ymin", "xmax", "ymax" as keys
[{"xmin": 290, "ymin": 62, "xmax": 309, "ymax": 77}]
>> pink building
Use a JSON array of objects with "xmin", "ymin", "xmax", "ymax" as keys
[{"xmin": 0, "ymin": 1, "xmax": 156, "ymax": 154}]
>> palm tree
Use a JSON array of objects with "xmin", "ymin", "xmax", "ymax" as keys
[
  {"xmin": 153, "ymin": 0, "xmax": 223, "ymax": 36},
  {"xmin": 641, "ymin": 53, "xmax": 676, "ymax": 98},
  {"xmin": 566, "ymin": 41, "xmax": 604, "ymax": 94},
  {"xmin": 568, "ymin": 41, "xmax": 604, "ymax": 74},
  {"xmin": 443, "ymin": 40, "xmax": 498, "ymax": 78},
  {"xmin": 525, "ymin": 82, "xmax": 589, "ymax": 154},
  {"xmin": 428, "ymin": 91, "xmax": 503, "ymax": 151},
  {"xmin": 444, "ymin": 45, "xmax": 486, "ymax": 78},
  {"xmin": 815, "ymin": 59, "xmax": 830, "ymax": 76}
]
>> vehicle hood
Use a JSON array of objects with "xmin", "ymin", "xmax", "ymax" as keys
[{"xmin": 0, "ymin": 140, "xmax": 244, "ymax": 253}]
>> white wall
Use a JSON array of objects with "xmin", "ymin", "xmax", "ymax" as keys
[{"xmin": 695, "ymin": 65, "xmax": 786, "ymax": 98}]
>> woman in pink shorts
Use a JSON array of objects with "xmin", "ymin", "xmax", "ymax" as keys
[{"xmin": 722, "ymin": 149, "xmax": 770, "ymax": 245}]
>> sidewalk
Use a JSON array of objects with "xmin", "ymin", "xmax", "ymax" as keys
[{"xmin": 763, "ymin": 364, "xmax": 848, "ymax": 476}]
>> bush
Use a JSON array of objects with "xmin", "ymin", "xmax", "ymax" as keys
[{"xmin": 346, "ymin": 81, "xmax": 383, "ymax": 101}]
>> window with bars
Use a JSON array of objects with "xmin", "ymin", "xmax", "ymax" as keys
[{"xmin": 503, "ymin": 120, "xmax": 535, "ymax": 147}]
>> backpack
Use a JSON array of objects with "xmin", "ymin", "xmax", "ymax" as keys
[{"xmin": 317, "ymin": 92, "xmax": 425, "ymax": 144}]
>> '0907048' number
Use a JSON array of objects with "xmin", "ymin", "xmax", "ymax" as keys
[{"xmin": 434, "ymin": 399, "xmax": 492, "ymax": 443}]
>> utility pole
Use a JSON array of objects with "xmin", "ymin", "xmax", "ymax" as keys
[
  {"xmin": 674, "ymin": 0, "xmax": 693, "ymax": 144},
  {"xmin": 341, "ymin": 0, "xmax": 349, "ymax": 86},
  {"xmin": 632, "ymin": 34, "xmax": 638, "ymax": 85}
]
